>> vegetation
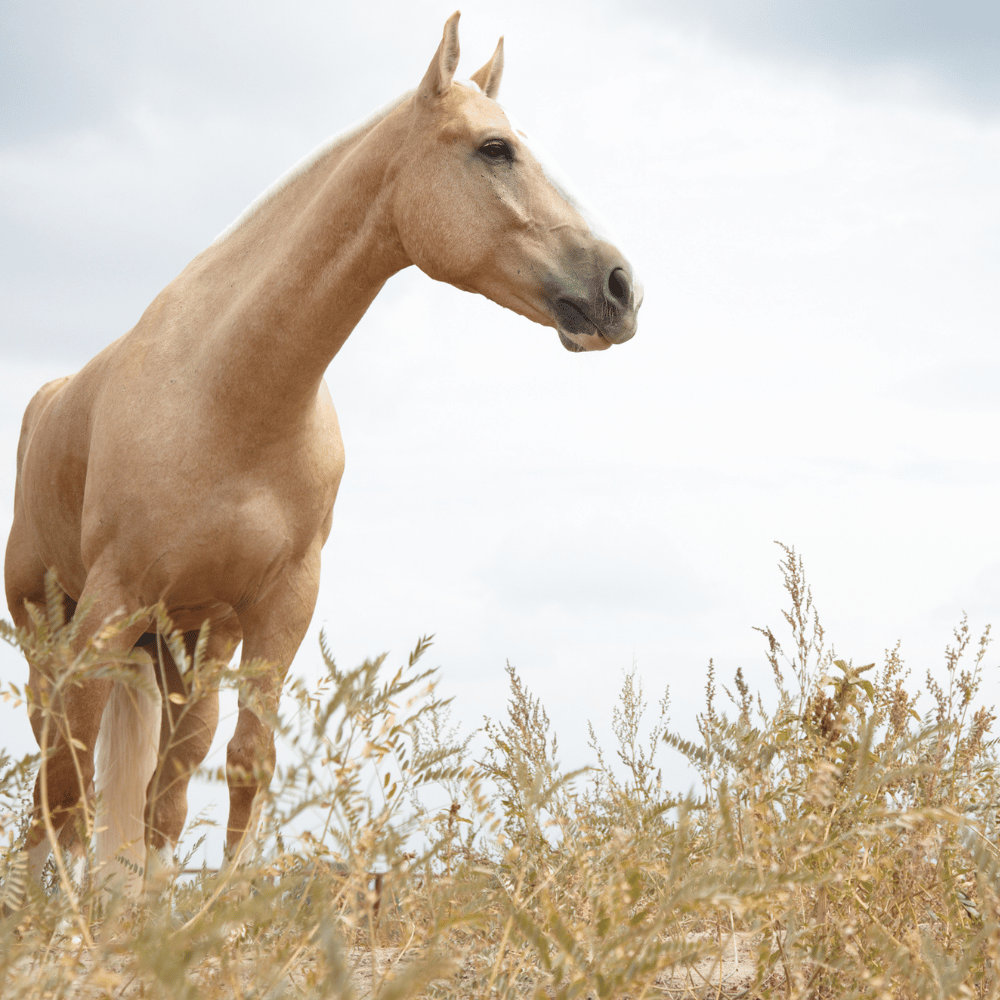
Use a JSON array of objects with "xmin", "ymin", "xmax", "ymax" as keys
[{"xmin": 1, "ymin": 544, "xmax": 999, "ymax": 998}]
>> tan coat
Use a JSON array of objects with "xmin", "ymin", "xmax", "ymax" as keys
[{"xmin": 5, "ymin": 11, "xmax": 641, "ymax": 896}]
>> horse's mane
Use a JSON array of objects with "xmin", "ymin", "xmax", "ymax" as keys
[{"xmin": 213, "ymin": 90, "xmax": 414, "ymax": 244}]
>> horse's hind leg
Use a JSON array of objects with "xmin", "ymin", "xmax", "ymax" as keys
[
  {"xmin": 4, "ymin": 528, "xmax": 89, "ymax": 890},
  {"xmin": 143, "ymin": 622, "xmax": 238, "ymax": 879},
  {"xmin": 4, "ymin": 519, "xmax": 76, "ymax": 735},
  {"xmin": 16, "ymin": 572, "xmax": 149, "ymax": 893}
]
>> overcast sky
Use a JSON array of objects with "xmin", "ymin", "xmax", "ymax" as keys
[{"xmin": 2, "ymin": 0, "xmax": 1000, "ymax": 859}]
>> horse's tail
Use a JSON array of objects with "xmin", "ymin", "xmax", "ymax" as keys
[{"xmin": 94, "ymin": 649, "xmax": 161, "ymax": 893}]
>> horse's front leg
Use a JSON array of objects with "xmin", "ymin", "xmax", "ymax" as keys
[
  {"xmin": 143, "ymin": 618, "xmax": 240, "ymax": 888},
  {"xmin": 226, "ymin": 551, "xmax": 320, "ymax": 863}
]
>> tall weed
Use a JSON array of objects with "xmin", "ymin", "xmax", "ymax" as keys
[{"xmin": 0, "ymin": 544, "xmax": 997, "ymax": 998}]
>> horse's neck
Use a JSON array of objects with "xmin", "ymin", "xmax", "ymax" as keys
[{"xmin": 176, "ymin": 96, "xmax": 411, "ymax": 424}]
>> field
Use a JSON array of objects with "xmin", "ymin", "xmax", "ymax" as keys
[{"xmin": 2, "ymin": 545, "xmax": 999, "ymax": 999}]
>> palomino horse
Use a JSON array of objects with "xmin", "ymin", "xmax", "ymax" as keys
[{"xmin": 5, "ymin": 12, "xmax": 641, "ymax": 897}]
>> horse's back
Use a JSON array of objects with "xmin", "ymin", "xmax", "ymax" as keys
[
  {"xmin": 14, "ymin": 336, "xmax": 129, "ymax": 486},
  {"xmin": 7, "ymin": 337, "xmax": 143, "ymax": 606},
  {"xmin": 14, "ymin": 375, "xmax": 72, "ymax": 474},
  {"xmin": 5, "ymin": 375, "xmax": 75, "ymax": 614}
]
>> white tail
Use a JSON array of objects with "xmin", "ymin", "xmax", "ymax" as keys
[{"xmin": 94, "ymin": 649, "xmax": 161, "ymax": 895}]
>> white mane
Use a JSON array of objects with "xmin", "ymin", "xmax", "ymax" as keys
[
  {"xmin": 213, "ymin": 81, "xmax": 615, "ymax": 249},
  {"xmin": 213, "ymin": 91, "xmax": 414, "ymax": 244}
]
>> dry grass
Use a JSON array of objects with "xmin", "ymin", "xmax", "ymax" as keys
[{"xmin": 2, "ymin": 543, "xmax": 999, "ymax": 998}]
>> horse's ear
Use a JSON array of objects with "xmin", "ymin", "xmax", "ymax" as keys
[
  {"xmin": 470, "ymin": 37, "xmax": 504, "ymax": 99},
  {"xmin": 418, "ymin": 11, "xmax": 461, "ymax": 98}
]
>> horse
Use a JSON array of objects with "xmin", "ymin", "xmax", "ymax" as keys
[{"xmin": 4, "ymin": 11, "xmax": 642, "ymax": 900}]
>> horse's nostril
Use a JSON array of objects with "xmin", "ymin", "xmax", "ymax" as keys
[{"xmin": 607, "ymin": 267, "xmax": 630, "ymax": 308}]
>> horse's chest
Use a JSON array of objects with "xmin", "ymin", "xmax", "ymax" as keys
[
  {"xmin": 122, "ymin": 472, "xmax": 333, "ymax": 608},
  {"xmin": 77, "ymin": 429, "xmax": 342, "ymax": 607}
]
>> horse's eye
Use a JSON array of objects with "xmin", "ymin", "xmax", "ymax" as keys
[{"xmin": 480, "ymin": 139, "xmax": 511, "ymax": 160}]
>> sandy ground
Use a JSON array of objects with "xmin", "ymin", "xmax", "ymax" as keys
[
  {"xmin": 5, "ymin": 929, "xmax": 769, "ymax": 999},
  {"xmin": 343, "ymin": 934, "xmax": 769, "ymax": 999}
]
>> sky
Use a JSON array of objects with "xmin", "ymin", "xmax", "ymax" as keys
[{"xmin": 2, "ymin": 0, "xmax": 1000, "ymax": 861}]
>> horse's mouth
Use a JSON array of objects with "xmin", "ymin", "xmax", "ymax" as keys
[
  {"xmin": 554, "ymin": 301, "xmax": 612, "ymax": 352},
  {"xmin": 557, "ymin": 329, "xmax": 610, "ymax": 352}
]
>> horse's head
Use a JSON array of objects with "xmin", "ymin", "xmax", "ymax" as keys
[{"xmin": 392, "ymin": 12, "xmax": 642, "ymax": 352}]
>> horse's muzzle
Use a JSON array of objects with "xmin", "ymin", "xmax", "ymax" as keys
[{"xmin": 552, "ymin": 264, "xmax": 642, "ymax": 351}]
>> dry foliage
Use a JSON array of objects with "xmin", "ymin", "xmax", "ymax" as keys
[{"xmin": 1, "ymin": 543, "xmax": 999, "ymax": 998}]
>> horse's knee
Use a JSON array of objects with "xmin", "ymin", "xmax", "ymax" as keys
[
  {"xmin": 163, "ymin": 711, "xmax": 217, "ymax": 772},
  {"xmin": 147, "ymin": 708, "xmax": 218, "ymax": 847},
  {"xmin": 225, "ymin": 735, "xmax": 275, "ymax": 790},
  {"xmin": 224, "ymin": 730, "xmax": 276, "ymax": 853},
  {"xmin": 145, "ymin": 784, "xmax": 188, "ymax": 850}
]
